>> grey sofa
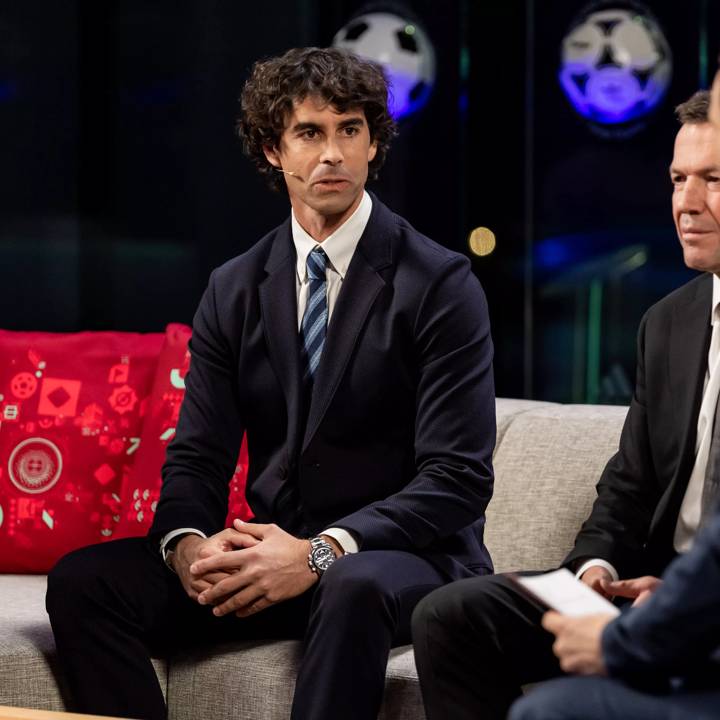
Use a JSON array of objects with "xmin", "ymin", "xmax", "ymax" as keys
[{"xmin": 0, "ymin": 398, "xmax": 628, "ymax": 719}]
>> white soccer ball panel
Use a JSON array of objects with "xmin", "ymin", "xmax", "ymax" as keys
[
  {"xmin": 333, "ymin": 11, "xmax": 436, "ymax": 118},
  {"xmin": 612, "ymin": 17, "xmax": 662, "ymax": 69},
  {"xmin": 563, "ymin": 21, "xmax": 605, "ymax": 71},
  {"xmin": 333, "ymin": 12, "xmax": 435, "ymax": 82}
]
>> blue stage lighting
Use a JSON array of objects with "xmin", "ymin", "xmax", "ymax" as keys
[{"xmin": 559, "ymin": 3, "xmax": 672, "ymax": 126}]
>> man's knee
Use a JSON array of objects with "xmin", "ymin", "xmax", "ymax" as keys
[
  {"xmin": 317, "ymin": 551, "xmax": 442, "ymax": 625},
  {"xmin": 317, "ymin": 554, "xmax": 391, "ymax": 612},
  {"xmin": 414, "ymin": 574, "xmax": 513, "ymax": 637},
  {"xmin": 47, "ymin": 544, "xmax": 106, "ymax": 617},
  {"xmin": 47, "ymin": 538, "xmax": 148, "ymax": 619}
]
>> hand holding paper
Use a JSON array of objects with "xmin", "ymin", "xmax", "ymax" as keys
[
  {"xmin": 513, "ymin": 568, "xmax": 620, "ymax": 618},
  {"xmin": 512, "ymin": 568, "xmax": 618, "ymax": 676},
  {"xmin": 542, "ymin": 611, "xmax": 612, "ymax": 675}
]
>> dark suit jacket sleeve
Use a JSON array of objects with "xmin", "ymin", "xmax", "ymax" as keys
[
  {"xmin": 602, "ymin": 512, "xmax": 720, "ymax": 681},
  {"xmin": 564, "ymin": 311, "xmax": 663, "ymax": 577},
  {"xmin": 332, "ymin": 254, "xmax": 496, "ymax": 551},
  {"xmin": 150, "ymin": 269, "xmax": 245, "ymax": 538}
]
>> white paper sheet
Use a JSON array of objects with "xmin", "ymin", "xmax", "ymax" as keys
[{"xmin": 514, "ymin": 568, "xmax": 621, "ymax": 617}]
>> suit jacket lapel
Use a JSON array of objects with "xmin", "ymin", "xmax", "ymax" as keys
[
  {"xmin": 301, "ymin": 196, "xmax": 394, "ymax": 452},
  {"xmin": 670, "ymin": 274, "xmax": 713, "ymax": 467},
  {"xmin": 259, "ymin": 221, "xmax": 303, "ymax": 455},
  {"xmin": 655, "ymin": 274, "xmax": 712, "ymax": 528}
]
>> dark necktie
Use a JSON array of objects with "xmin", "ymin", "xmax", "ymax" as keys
[
  {"xmin": 701, "ymin": 394, "xmax": 720, "ymax": 526},
  {"xmin": 299, "ymin": 247, "xmax": 328, "ymax": 384}
]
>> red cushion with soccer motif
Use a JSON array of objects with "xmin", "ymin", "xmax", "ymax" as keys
[
  {"xmin": 117, "ymin": 323, "xmax": 251, "ymax": 538},
  {"xmin": 0, "ymin": 329, "xmax": 163, "ymax": 572}
]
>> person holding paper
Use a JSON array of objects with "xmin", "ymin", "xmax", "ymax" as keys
[
  {"xmin": 509, "ymin": 510, "xmax": 720, "ymax": 719},
  {"xmin": 413, "ymin": 86, "xmax": 720, "ymax": 720}
]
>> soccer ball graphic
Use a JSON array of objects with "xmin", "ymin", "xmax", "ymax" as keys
[
  {"xmin": 333, "ymin": 12, "xmax": 436, "ymax": 120},
  {"xmin": 559, "ymin": 5, "xmax": 672, "ymax": 125}
]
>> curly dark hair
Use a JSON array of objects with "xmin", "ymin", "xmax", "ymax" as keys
[{"xmin": 237, "ymin": 47, "xmax": 397, "ymax": 191}]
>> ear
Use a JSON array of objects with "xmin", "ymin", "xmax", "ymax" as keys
[
  {"xmin": 368, "ymin": 140, "xmax": 378, "ymax": 163},
  {"xmin": 263, "ymin": 144, "xmax": 281, "ymax": 169}
]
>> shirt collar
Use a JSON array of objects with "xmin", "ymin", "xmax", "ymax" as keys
[
  {"xmin": 713, "ymin": 274, "xmax": 720, "ymax": 325},
  {"xmin": 292, "ymin": 190, "xmax": 372, "ymax": 282}
]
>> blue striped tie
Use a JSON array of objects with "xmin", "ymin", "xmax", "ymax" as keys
[{"xmin": 300, "ymin": 247, "xmax": 328, "ymax": 383}]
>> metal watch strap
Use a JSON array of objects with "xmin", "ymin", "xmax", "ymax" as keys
[{"xmin": 307, "ymin": 536, "xmax": 336, "ymax": 576}]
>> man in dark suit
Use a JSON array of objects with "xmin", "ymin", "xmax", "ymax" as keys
[
  {"xmin": 46, "ymin": 47, "xmax": 496, "ymax": 720},
  {"xmin": 413, "ymin": 87, "xmax": 720, "ymax": 719},
  {"xmin": 501, "ymin": 70, "xmax": 720, "ymax": 720}
]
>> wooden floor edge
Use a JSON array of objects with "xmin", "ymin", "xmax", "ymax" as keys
[{"xmin": 0, "ymin": 707, "xmax": 133, "ymax": 720}]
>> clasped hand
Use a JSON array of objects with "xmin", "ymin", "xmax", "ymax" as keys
[{"xmin": 174, "ymin": 520, "xmax": 317, "ymax": 618}]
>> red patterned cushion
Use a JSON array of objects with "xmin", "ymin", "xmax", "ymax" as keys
[
  {"xmin": 0, "ymin": 330, "xmax": 164, "ymax": 572},
  {"xmin": 117, "ymin": 324, "xmax": 251, "ymax": 538}
]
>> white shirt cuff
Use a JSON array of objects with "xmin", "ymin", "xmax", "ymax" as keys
[
  {"xmin": 575, "ymin": 558, "xmax": 619, "ymax": 582},
  {"xmin": 160, "ymin": 528, "xmax": 207, "ymax": 564},
  {"xmin": 321, "ymin": 527, "xmax": 358, "ymax": 554}
]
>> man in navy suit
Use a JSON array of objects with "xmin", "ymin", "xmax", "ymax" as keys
[{"xmin": 46, "ymin": 47, "xmax": 496, "ymax": 720}]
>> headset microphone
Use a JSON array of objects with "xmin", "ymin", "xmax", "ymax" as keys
[{"xmin": 275, "ymin": 168, "xmax": 303, "ymax": 181}]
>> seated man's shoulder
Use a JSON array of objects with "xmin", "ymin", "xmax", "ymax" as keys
[
  {"xmin": 644, "ymin": 271, "xmax": 711, "ymax": 322},
  {"xmin": 390, "ymin": 211, "xmax": 469, "ymax": 271}
]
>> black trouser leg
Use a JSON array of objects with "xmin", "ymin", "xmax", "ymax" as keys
[
  {"xmin": 46, "ymin": 537, "xmax": 313, "ymax": 720},
  {"xmin": 412, "ymin": 573, "xmax": 561, "ymax": 720},
  {"xmin": 48, "ymin": 538, "xmax": 447, "ymax": 720},
  {"xmin": 290, "ymin": 551, "xmax": 445, "ymax": 720},
  {"xmin": 47, "ymin": 538, "xmax": 186, "ymax": 720}
]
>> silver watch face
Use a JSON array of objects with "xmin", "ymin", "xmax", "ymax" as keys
[{"xmin": 312, "ymin": 544, "xmax": 335, "ymax": 571}]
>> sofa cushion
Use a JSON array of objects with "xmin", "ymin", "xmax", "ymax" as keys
[
  {"xmin": 167, "ymin": 641, "xmax": 423, "ymax": 720},
  {"xmin": 0, "ymin": 398, "xmax": 629, "ymax": 720},
  {"xmin": 495, "ymin": 398, "xmax": 556, "ymax": 452},
  {"xmin": 486, "ymin": 403, "xmax": 628, "ymax": 573},
  {"xmin": 0, "ymin": 330, "xmax": 163, "ymax": 572}
]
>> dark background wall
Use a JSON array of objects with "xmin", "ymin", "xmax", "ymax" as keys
[{"xmin": 1, "ymin": 0, "xmax": 717, "ymax": 402}]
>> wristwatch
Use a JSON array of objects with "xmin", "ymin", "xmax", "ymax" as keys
[
  {"xmin": 307, "ymin": 536, "xmax": 337, "ymax": 576},
  {"xmin": 162, "ymin": 535, "xmax": 184, "ymax": 570}
]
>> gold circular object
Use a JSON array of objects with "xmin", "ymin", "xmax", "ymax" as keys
[{"xmin": 468, "ymin": 227, "xmax": 496, "ymax": 257}]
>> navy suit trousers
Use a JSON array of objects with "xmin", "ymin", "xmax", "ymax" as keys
[{"xmin": 46, "ymin": 537, "xmax": 446, "ymax": 720}]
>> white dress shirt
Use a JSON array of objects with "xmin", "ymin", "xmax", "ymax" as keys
[
  {"xmin": 161, "ymin": 191, "xmax": 373, "ymax": 562},
  {"xmin": 293, "ymin": 190, "xmax": 371, "ymax": 330},
  {"xmin": 579, "ymin": 274, "xmax": 720, "ymax": 580}
]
